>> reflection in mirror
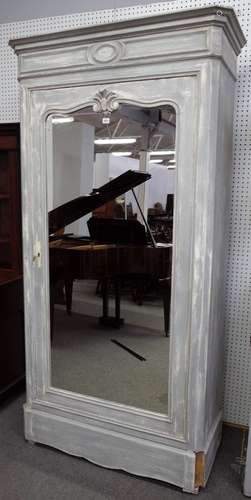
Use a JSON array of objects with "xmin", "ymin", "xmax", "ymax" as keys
[{"xmin": 48, "ymin": 100, "xmax": 176, "ymax": 414}]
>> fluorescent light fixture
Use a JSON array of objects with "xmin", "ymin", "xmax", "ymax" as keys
[
  {"xmin": 112, "ymin": 152, "xmax": 132, "ymax": 157},
  {"xmin": 52, "ymin": 116, "xmax": 74, "ymax": 124},
  {"xmin": 168, "ymin": 159, "xmax": 176, "ymax": 164},
  {"xmin": 95, "ymin": 138, "xmax": 136, "ymax": 145},
  {"xmin": 150, "ymin": 150, "xmax": 175, "ymax": 156},
  {"xmin": 149, "ymin": 159, "xmax": 163, "ymax": 164}
]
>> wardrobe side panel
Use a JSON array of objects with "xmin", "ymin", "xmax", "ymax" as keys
[{"xmin": 205, "ymin": 63, "xmax": 236, "ymax": 440}]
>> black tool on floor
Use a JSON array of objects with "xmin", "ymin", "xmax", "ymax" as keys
[{"xmin": 111, "ymin": 339, "xmax": 146, "ymax": 362}]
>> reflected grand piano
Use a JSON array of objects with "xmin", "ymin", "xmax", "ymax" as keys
[{"xmin": 49, "ymin": 170, "xmax": 172, "ymax": 333}]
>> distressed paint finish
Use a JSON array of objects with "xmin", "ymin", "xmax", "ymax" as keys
[{"xmin": 10, "ymin": 7, "xmax": 245, "ymax": 493}]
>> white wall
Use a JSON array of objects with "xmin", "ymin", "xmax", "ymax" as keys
[
  {"xmin": 53, "ymin": 123, "xmax": 82, "ymax": 207},
  {"xmin": 79, "ymin": 123, "xmax": 95, "ymax": 235},
  {"xmin": 148, "ymin": 165, "xmax": 175, "ymax": 207},
  {"xmin": 53, "ymin": 122, "xmax": 94, "ymax": 234},
  {"xmin": 94, "ymin": 153, "xmax": 110, "ymax": 188}
]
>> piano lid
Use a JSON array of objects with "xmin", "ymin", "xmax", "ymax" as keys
[{"xmin": 48, "ymin": 169, "xmax": 151, "ymax": 235}]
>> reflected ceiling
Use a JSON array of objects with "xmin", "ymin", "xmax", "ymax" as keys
[{"xmin": 66, "ymin": 104, "xmax": 176, "ymax": 166}]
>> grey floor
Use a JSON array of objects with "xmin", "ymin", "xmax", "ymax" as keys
[
  {"xmin": 0, "ymin": 392, "xmax": 247, "ymax": 500},
  {"xmin": 52, "ymin": 311, "xmax": 169, "ymax": 413}
]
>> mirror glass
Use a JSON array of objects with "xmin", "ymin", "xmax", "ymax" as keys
[{"xmin": 48, "ymin": 100, "xmax": 176, "ymax": 415}]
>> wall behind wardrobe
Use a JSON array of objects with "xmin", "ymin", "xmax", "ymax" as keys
[{"xmin": 0, "ymin": 0, "xmax": 250, "ymax": 426}]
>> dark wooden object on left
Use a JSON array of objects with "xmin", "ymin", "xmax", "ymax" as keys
[
  {"xmin": 0, "ymin": 124, "xmax": 25, "ymax": 401},
  {"xmin": 0, "ymin": 269, "xmax": 25, "ymax": 401}
]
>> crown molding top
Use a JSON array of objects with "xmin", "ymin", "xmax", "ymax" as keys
[{"xmin": 9, "ymin": 6, "xmax": 246, "ymax": 56}]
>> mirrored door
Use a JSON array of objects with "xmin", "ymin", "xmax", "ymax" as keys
[{"xmin": 47, "ymin": 96, "xmax": 176, "ymax": 415}]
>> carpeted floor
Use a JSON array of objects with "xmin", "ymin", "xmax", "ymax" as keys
[
  {"xmin": 0, "ymin": 392, "xmax": 247, "ymax": 500},
  {"xmin": 51, "ymin": 311, "xmax": 169, "ymax": 413}
]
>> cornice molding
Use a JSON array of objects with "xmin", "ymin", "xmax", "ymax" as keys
[{"xmin": 9, "ymin": 6, "xmax": 246, "ymax": 56}]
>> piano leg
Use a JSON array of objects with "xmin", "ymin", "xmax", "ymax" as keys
[
  {"xmin": 99, "ymin": 278, "xmax": 124, "ymax": 328},
  {"xmin": 115, "ymin": 279, "xmax": 121, "ymax": 325},
  {"xmin": 50, "ymin": 281, "xmax": 56, "ymax": 340},
  {"xmin": 159, "ymin": 277, "xmax": 171, "ymax": 337},
  {"xmin": 102, "ymin": 278, "xmax": 109, "ymax": 319},
  {"xmin": 65, "ymin": 279, "xmax": 73, "ymax": 315}
]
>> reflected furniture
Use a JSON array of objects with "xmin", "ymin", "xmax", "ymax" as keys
[
  {"xmin": 49, "ymin": 170, "xmax": 172, "ymax": 330},
  {"xmin": 10, "ymin": 7, "xmax": 245, "ymax": 493},
  {"xmin": 0, "ymin": 124, "xmax": 24, "ymax": 400},
  {"xmin": 0, "ymin": 124, "xmax": 22, "ymax": 271},
  {"xmin": 0, "ymin": 269, "xmax": 24, "ymax": 400}
]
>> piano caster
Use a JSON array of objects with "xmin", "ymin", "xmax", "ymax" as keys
[{"xmin": 99, "ymin": 317, "xmax": 124, "ymax": 329}]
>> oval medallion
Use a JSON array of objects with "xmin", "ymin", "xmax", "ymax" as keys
[{"xmin": 87, "ymin": 41, "xmax": 125, "ymax": 65}]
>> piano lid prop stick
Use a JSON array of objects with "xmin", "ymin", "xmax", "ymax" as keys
[{"xmin": 131, "ymin": 188, "xmax": 157, "ymax": 248}]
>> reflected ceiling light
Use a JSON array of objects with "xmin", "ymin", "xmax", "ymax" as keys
[
  {"xmin": 167, "ymin": 166, "xmax": 176, "ymax": 170},
  {"xmin": 149, "ymin": 159, "xmax": 163, "ymax": 164},
  {"xmin": 168, "ymin": 159, "xmax": 176, "ymax": 164},
  {"xmin": 95, "ymin": 138, "xmax": 136, "ymax": 145},
  {"xmin": 150, "ymin": 150, "xmax": 175, "ymax": 156},
  {"xmin": 51, "ymin": 116, "xmax": 74, "ymax": 124},
  {"xmin": 112, "ymin": 152, "xmax": 132, "ymax": 157}
]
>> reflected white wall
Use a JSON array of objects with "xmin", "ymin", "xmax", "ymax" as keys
[
  {"xmin": 53, "ymin": 122, "xmax": 94, "ymax": 235},
  {"xmin": 94, "ymin": 153, "xmax": 110, "ymax": 187},
  {"xmin": 148, "ymin": 165, "xmax": 175, "ymax": 209},
  {"xmin": 79, "ymin": 123, "xmax": 95, "ymax": 235}
]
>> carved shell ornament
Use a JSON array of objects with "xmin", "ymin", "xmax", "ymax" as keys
[{"xmin": 92, "ymin": 89, "xmax": 120, "ymax": 114}]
